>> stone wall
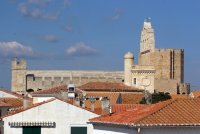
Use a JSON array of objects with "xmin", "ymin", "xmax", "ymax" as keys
[
  {"xmin": 139, "ymin": 48, "xmax": 184, "ymax": 83},
  {"xmin": 12, "ymin": 62, "xmax": 124, "ymax": 92},
  {"xmin": 138, "ymin": 48, "xmax": 188, "ymax": 94}
]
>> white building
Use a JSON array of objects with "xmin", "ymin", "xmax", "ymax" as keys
[{"xmin": 2, "ymin": 98, "xmax": 99, "ymax": 134}]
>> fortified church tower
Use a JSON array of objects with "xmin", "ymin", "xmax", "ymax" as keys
[{"xmin": 124, "ymin": 18, "xmax": 190, "ymax": 94}]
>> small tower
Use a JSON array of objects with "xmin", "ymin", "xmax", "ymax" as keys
[
  {"xmin": 11, "ymin": 58, "xmax": 27, "ymax": 70},
  {"xmin": 140, "ymin": 18, "xmax": 155, "ymax": 53},
  {"xmin": 11, "ymin": 58, "xmax": 27, "ymax": 92},
  {"xmin": 124, "ymin": 52, "xmax": 134, "ymax": 86}
]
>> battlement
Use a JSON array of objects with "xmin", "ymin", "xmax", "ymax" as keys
[
  {"xmin": 155, "ymin": 48, "xmax": 184, "ymax": 53},
  {"xmin": 12, "ymin": 58, "xmax": 27, "ymax": 70},
  {"xmin": 132, "ymin": 65, "xmax": 155, "ymax": 71}
]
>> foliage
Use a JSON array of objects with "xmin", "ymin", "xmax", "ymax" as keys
[{"xmin": 140, "ymin": 92, "xmax": 171, "ymax": 104}]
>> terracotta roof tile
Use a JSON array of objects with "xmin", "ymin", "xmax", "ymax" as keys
[
  {"xmin": 32, "ymin": 85, "xmax": 67, "ymax": 95},
  {"xmin": 90, "ymin": 99, "xmax": 174, "ymax": 125},
  {"xmin": 85, "ymin": 92, "xmax": 120, "ymax": 105},
  {"xmin": 79, "ymin": 82, "xmax": 141, "ymax": 92},
  {"xmin": 0, "ymin": 101, "xmax": 12, "ymax": 107},
  {"xmin": 90, "ymin": 98, "xmax": 200, "ymax": 126},
  {"xmin": 171, "ymin": 94, "xmax": 189, "ymax": 99},
  {"xmin": 190, "ymin": 90, "xmax": 200, "ymax": 98},
  {"xmin": 111, "ymin": 104, "xmax": 147, "ymax": 113},
  {"xmin": 121, "ymin": 93, "xmax": 144, "ymax": 104},
  {"xmin": 0, "ymin": 98, "xmax": 23, "ymax": 107},
  {"xmin": 85, "ymin": 92, "xmax": 144, "ymax": 107},
  {"xmin": 137, "ymin": 99, "xmax": 200, "ymax": 126}
]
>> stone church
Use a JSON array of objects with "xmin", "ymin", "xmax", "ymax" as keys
[
  {"xmin": 124, "ymin": 19, "xmax": 190, "ymax": 94},
  {"xmin": 11, "ymin": 19, "xmax": 190, "ymax": 94}
]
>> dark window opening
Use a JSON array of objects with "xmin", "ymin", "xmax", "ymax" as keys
[
  {"xmin": 23, "ymin": 126, "xmax": 41, "ymax": 134},
  {"xmin": 134, "ymin": 78, "xmax": 136, "ymax": 85},
  {"xmin": 69, "ymin": 87, "xmax": 75, "ymax": 92},
  {"xmin": 71, "ymin": 127, "xmax": 87, "ymax": 134}
]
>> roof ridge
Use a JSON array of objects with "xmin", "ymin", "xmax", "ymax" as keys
[
  {"xmin": 134, "ymin": 99, "xmax": 177, "ymax": 125},
  {"xmin": 55, "ymin": 97, "xmax": 101, "ymax": 115},
  {"xmin": 32, "ymin": 84, "xmax": 67, "ymax": 94},
  {"xmin": 0, "ymin": 88, "xmax": 24, "ymax": 98},
  {"xmin": 1, "ymin": 98, "xmax": 56, "ymax": 119}
]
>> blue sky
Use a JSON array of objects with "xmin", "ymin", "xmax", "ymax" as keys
[{"xmin": 0, "ymin": 0, "xmax": 200, "ymax": 90}]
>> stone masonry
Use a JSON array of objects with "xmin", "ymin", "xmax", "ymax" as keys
[{"xmin": 11, "ymin": 58, "xmax": 123, "ymax": 92}]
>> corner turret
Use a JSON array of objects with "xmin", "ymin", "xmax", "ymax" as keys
[{"xmin": 124, "ymin": 52, "xmax": 134, "ymax": 86}]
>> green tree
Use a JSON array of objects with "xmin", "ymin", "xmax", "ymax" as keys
[{"xmin": 140, "ymin": 92, "xmax": 171, "ymax": 104}]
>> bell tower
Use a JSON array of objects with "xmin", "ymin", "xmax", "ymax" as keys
[{"xmin": 140, "ymin": 18, "xmax": 155, "ymax": 53}]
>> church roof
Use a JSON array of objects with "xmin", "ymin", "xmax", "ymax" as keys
[{"xmin": 90, "ymin": 98, "xmax": 200, "ymax": 127}]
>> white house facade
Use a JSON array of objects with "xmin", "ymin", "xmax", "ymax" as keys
[{"xmin": 2, "ymin": 99, "xmax": 99, "ymax": 134}]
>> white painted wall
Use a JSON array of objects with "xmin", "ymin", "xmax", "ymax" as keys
[
  {"xmin": 93, "ymin": 125, "xmax": 200, "ymax": 134},
  {"xmin": 3, "ymin": 99, "xmax": 99, "ymax": 134},
  {"xmin": 33, "ymin": 97, "xmax": 54, "ymax": 104}
]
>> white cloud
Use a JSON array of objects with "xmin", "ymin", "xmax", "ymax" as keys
[
  {"xmin": 111, "ymin": 14, "xmax": 120, "ymax": 21},
  {"xmin": 28, "ymin": 0, "xmax": 53, "ymax": 6},
  {"xmin": 0, "ymin": 41, "xmax": 33, "ymax": 57},
  {"xmin": 111, "ymin": 9, "xmax": 123, "ymax": 21},
  {"xmin": 18, "ymin": 3, "xmax": 29, "ymax": 16},
  {"xmin": 18, "ymin": 2, "xmax": 58, "ymax": 20},
  {"xmin": 65, "ymin": 42, "xmax": 97, "ymax": 56},
  {"xmin": 43, "ymin": 34, "xmax": 59, "ymax": 43},
  {"xmin": 63, "ymin": 0, "xmax": 70, "ymax": 6},
  {"xmin": 64, "ymin": 25, "xmax": 73, "ymax": 32}
]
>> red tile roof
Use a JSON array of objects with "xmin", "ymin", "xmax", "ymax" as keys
[
  {"xmin": 111, "ymin": 104, "xmax": 147, "ymax": 113},
  {"xmin": 121, "ymin": 93, "xmax": 144, "ymax": 104},
  {"xmin": 190, "ymin": 90, "xmax": 200, "ymax": 98},
  {"xmin": 84, "ymin": 92, "xmax": 144, "ymax": 108},
  {"xmin": 85, "ymin": 92, "xmax": 120, "ymax": 106},
  {"xmin": 0, "ymin": 101, "xmax": 12, "ymax": 107},
  {"xmin": 78, "ymin": 82, "xmax": 141, "ymax": 92},
  {"xmin": 32, "ymin": 85, "xmax": 67, "ymax": 95},
  {"xmin": 90, "ymin": 99, "xmax": 200, "ymax": 127},
  {"xmin": 0, "ymin": 98, "xmax": 23, "ymax": 107},
  {"xmin": 171, "ymin": 94, "xmax": 189, "ymax": 99}
]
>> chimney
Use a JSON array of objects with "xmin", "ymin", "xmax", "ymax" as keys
[
  {"xmin": 74, "ymin": 98, "xmax": 80, "ymax": 106},
  {"xmin": 60, "ymin": 90, "xmax": 68, "ymax": 100},
  {"xmin": 101, "ymin": 97, "xmax": 110, "ymax": 110},
  {"xmin": 90, "ymin": 100, "xmax": 95, "ymax": 111},
  {"xmin": 101, "ymin": 97, "xmax": 110, "ymax": 115},
  {"xmin": 23, "ymin": 96, "xmax": 31, "ymax": 109}
]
